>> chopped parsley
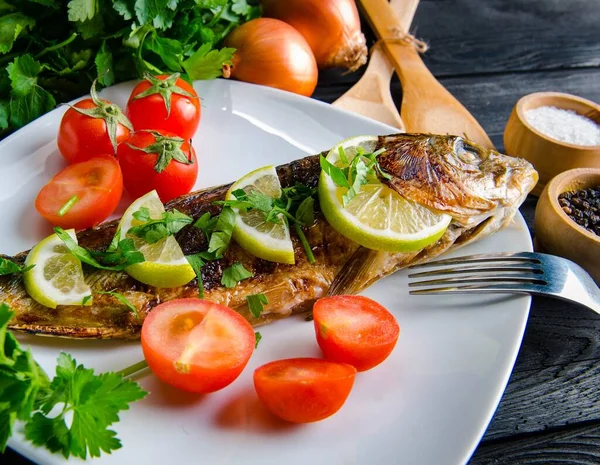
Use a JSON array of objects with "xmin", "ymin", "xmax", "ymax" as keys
[
  {"xmin": 246, "ymin": 293, "xmax": 268, "ymax": 318},
  {"xmin": 221, "ymin": 262, "xmax": 254, "ymax": 288},
  {"xmin": 128, "ymin": 208, "xmax": 193, "ymax": 244},
  {"xmin": 0, "ymin": 257, "xmax": 33, "ymax": 276},
  {"xmin": 254, "ymin": 331, "xmax": 262, "ymax": 348}
]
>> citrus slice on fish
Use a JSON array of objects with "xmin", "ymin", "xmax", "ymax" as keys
[
  {"xmin": 118, "ymin": 190, "xmax": 195, "ymax": 288},
  {"xmin": 318, "ymin": 135, "xmax": 452, "ymax": 252},
  {"xmin": 227, "ymin": 165, "xmax": 295, "ymax": 264},
  {"xmin": 23, "ymin": 229, "xmax": 92, "ymax": 308}
]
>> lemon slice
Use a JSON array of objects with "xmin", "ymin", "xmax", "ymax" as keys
[
  {"xmin": 23, "ymin": 229, "xmax": 91, "ymax": 309},
  {"xmin": 227, "ymin": 165, "xmax": 295, "ymax": 264},
  {"xmin": 318, "ymin": 135, "xmax": 452, "ymax": 252},
  {"xmin": 118, "ymin": 190, "xmax": 195, "ymax": 288}
]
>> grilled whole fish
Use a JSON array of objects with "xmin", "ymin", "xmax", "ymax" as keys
[{"xmin": 1, "ymin": 134, "xmax": 537, "ymax": 339}]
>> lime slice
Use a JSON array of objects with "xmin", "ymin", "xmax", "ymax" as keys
[
  {"xmin": 318, "ymin": 135, "xmax": 452, "ymax": 252},
  {"xmin": 227, "ymin": 165, "xmax": 294, "ymax": 264},
  {"xmin": 118, "ymin": 190, "xmax": 195, "ymax": 288},
  {"xmin": 23, "ymin": 229, "xmax": 91, "ymax": 309}
]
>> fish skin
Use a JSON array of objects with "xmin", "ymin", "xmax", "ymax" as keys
[{"xmin": 1, "ymin": 134, "xmax": 538, "ymax": 339}]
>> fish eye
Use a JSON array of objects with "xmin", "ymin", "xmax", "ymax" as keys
[{"xmin": 456, "ymin": 140, "xmax": 481, "ymax": 164}]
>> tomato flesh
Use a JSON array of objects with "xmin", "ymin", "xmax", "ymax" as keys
[
  {"xmin": 35, "ymin": 156, "xmax": 123, "ymax": 230},
  {"xmin": 126, "ymin": 74, "xmax": 201, "ymax": 140},
  {"xmin": 253, "ymin": 358, "xmax": 356, "ymax": 423},
  {"xmin": 118, "ymin": 130, "xmax": 198, "ymax": 203},
  {"xmin": 313, "ymin": 295, "xmax": 400, "ymax": 372},
  {"xmin": 57, "ymin": 99, "xmax": 130, "ymax": 164},
  {"xmin": 142, "ymin": 299, "xmax": 255, "ymax": 393}
]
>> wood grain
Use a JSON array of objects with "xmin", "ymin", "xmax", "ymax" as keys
[
  {"xmin": 415, "ymin": 0, "xmax": 600, "ymax": 76},
  {"xmin": 471, "ymin": 423, "xmax": 600, "ymax": 464}
]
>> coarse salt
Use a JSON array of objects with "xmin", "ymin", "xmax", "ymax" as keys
[{"xmin": 524, "ymin": 105, "xmax": 600, "ymax": 146}]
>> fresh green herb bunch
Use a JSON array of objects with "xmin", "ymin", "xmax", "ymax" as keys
[{"xmin": 0, "ymin": 0, "xmax": 260, "ymax": 137}]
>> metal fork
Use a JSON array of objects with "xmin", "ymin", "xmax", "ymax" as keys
[{"xmin": 408, "ymin": 252, "xmax": 600, "ymax": 314}]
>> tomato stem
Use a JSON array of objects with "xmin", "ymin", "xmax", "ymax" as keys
[{"xmin": 116, "ymin": 360, "xmax": 149, "ymax": 378}]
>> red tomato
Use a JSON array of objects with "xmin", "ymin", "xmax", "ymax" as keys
[
  {"xmin": 126, "ymin": 74, "xmax": 201, "ymax": 140},
  {"xmin": 57, "ymin": 98, "xmax": 131, "ymax": 164},
  {"xmin": 141, "ymin": 299, "xmax": 255, "ymax": 393},
  {"xmin": 313, "ymin": 295, "xmax": 400, "ymax": 372},
  {"xmin": 35, "ymin": 156, "xmax": 123, "ymax": 230},
  {"xmin": 118, "ymin": 130, "xmax": 198, "ymax": 203},
  {"xmin": 253, "ymin": 358, "xmax": 356, "ymax": 423}
]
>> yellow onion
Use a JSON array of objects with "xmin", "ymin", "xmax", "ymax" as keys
[
  {"xmin": 224, "ymin": 18, "xmax": 318, "ymax": 97},
  {"xmin": 261, "ymin": 0, "xmax": 367, "ymax": 72}
]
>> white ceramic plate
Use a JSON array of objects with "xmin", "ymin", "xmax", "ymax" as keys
[{"xmin": 4, "ymin": 80, "xmax": 532, "ymax": 465}]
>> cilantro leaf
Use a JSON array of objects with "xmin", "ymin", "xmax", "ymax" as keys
[
  {"xmin": 295, "ymin": 196, "xmax": 315, "ymax": 226},
  {"xmin": 343, "ymin": 158, "xmax": 369, "ymax": 206},
  {"xmin": 221, "ymin": 262, "xmax": 253, "ymax": 288},
  {"xmin": 96, "ymin": 291, "xmax": 138, "ymax": 317},
  {"xmin": 67, "ymin": 0, "xmax": 100, "ymax": 22},
  {"xmin": 127, "ymin": 209, "xmax": 193, "ymax": 244},
  {"xmin": 207, "ymin": 206, "xmax": 235, "ymax": 258},
  {"xmin": 135, "ymin": 0, "xmax": 178, "ymax": 30},
  {"xmin": 54, "ymin": 227, "xmax": 145, "ymax": 271},
  {"xmin": 7, "ymin": 54, "xmax": 41, "ymax": 97},
  {"xmin": 254, "ymin": 331, "xmax": 262, "ymax": 348},
  {"xmin": 183, "ymin": 43, "xmax": 235, "ymax": 80},
  {"xmin": 81, "ymin": 294, "xmax": 92, "ymax": 305},
  {"xmin": 25, "ymin": 352, "xmax": 147, "ymax": 459},
  {"xmin": 145, "ymin": 34, "xmax": 183, "ymax": 71},
  {"xmin": 0, "ymin": 100, "xmax": 9, "ymax": 130},
  {"xmin": 320, "ymin": 155, "xmax": 351, "ymax": 189},
  {"xmin": 0, "ymin": 13, "xmax": 35, "ymax": 54},
  {"xmin": 112, "ymin": 0, "xmax": 134, "ymax": 20},
  {"xmin": 194, "ymin": 212, "xmax": 218, "ymax": 239},
  {"xmin": 246, "ymin": 293, "xmax": 268, "ymax": 318},
  {"xmin": 95, "ymin": 41, "xmax": 114, "ymax": 87},
  {"xmin": 9, "ymin": 85, "xmax": 56, "ymax": 128},
  {"xmin": 186, "ymin": 254, "xmax": 205, "ymax": 298},
  {"xmin": 0, "ymin": 256, "xmax": 33, "ymax": 275}
]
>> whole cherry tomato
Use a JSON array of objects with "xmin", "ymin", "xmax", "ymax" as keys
[
  {"xmin": 126, "ymin": 73, "xmax": 201, "ymax": 140},
  {"xmin": 118, "ymin": 130, "xmax": 198, "ymax": 203},
  {"xmin": 57, "ymin": 81, "xmax": 132, "ymax": 164}
]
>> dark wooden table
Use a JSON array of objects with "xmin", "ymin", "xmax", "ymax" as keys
[{"xmin": 5, "ymin": 0, "xmax": 600, "ymax": 463}]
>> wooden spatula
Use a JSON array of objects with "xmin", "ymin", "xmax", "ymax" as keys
[
  {"xmin": 333, "ymin": 0, "xmax": 420, "ymax": 131},
  {"xmin": 358, "ymin": 0, "xmax": 495, "ymax": 149}
]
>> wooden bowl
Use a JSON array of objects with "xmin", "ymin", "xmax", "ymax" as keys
[
  {"xmin": 504, "ymin": 92, "xmax": 600, "ymax": 196},
  {"xmin": 535, "ymin": 168, "xmax": 600, "ymax": 283}
]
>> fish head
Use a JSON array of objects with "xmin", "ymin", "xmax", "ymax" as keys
[{"xmin": 375, "ymin": 134, "xmax": 538, "ymax": 227}]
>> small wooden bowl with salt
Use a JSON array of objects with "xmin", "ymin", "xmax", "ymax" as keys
[{"xmin": 504, "ymin": 92, "xmax": 600, "ymax": 196}]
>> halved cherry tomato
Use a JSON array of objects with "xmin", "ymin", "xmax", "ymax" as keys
[
  {"xmin": 126, "ymin": 74, "xmax": 201, "ymax": 140},
  {"xmin": 35, "ymin": 156, "xmax": 123, "ymax": 230},
  {"xmin": 141, "ymin": 298, "xmax": 255, "ymax": 393},
  {"xmin": 253, "ymin": 358, "xmax": 356, "ymax": 423},
  {"xmin": 313, "ymin": 295, "xmax": 400, "ymax": 372},
  {"xmin": 57, "ymin": 98, "xmax": 131, "ymax": 164},
  {"xmin": 118, "ymin": 130, "xmax": 198, "ymax": 203}
]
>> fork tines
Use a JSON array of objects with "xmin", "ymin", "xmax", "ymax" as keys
[{"xmin": 407, "ymin": 252, "xmax": 547, "ymax": 295}]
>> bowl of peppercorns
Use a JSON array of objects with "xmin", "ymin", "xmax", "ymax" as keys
[{"xmin": 535, "ymin": 168, "xmax": 600, "ymax": 283}]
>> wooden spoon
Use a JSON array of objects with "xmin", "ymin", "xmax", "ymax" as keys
[
  {"xmin": 358, "ymin": 0, "xmax": 495, "ymax": 149},
  {"xmin": 332, "ymin": 0, "xmax": 420, "ymax": 131}
]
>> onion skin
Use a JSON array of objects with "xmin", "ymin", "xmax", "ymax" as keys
[
  {"xmin": 262, "ymin": 0, "xmax": 367, "ymax": 72},
  {"xmin": 224, "ymin": 18, "xmax": 318, "ymax": 97}
]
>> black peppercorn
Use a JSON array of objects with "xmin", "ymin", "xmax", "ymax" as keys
[{"xmin": 558, "ymin": 186, "xmax": 600, "ymax": 237}]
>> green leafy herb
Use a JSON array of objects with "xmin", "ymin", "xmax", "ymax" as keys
[
  {"xmin": 0, "ymin": 256, "xmax": 33, "ymax": 276},
  {"xmin": 126, "ymin": 131, "xmax": 194, "ymax": 173},
  {"xmin": 221, "ymin": 262, "xmax": 253, "ymax": 288},
  {"xmin": 193, "ymin": 211, "xmax": 218, "ymax": 240},
  {"xmin": 96, "ymin": 291, "xmax": 138, "ymax": 317},
  {"xmin": 320, "ymin": 147, "xmax": 390, "ymax": 206},
  {"xmin": 246, "ymin": 293, "xmax": 268, "ymax": 318},
  {"xmin": 186, "ymin": 253, "xmax": 205, "ymax": 298},
  {"xmin": 0, "ymin": 303, "xmax": 147, "ymax": 458},
  {"xmin": 207, "ymin": 206, "xmax": 236, "ymax": 259},
  {"xmin": 254, "ymin": 331, "xmax": 262, "ymax": 348},
  {"xmin": 128, "ymin": 208, "xmax": 193, "ymax": 244},
  {"xmin": 54, "ymin": 227, "xmax": 145, "ymax": 271},
  {"xmin": 0, "ymin": 1, "xmax": 259, "ymax": 136},
  {"xmin": 58, "ymin": 195, "xmax": 79, "ymax": 216},
  {"xmin": 81, "ymin": 294, "xmax": 92, "ymax": 305}
]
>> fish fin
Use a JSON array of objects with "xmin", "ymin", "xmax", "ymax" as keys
[{"xmin": 327, "ymin": 246, "xmax": 385, "ymax": 296}]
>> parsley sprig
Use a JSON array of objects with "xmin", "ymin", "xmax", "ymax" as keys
[
  {"xmin": 54, "ymin": 227, "xmax": 145, "ymax": 271},
  {"xmin": 129, "ymin": 208, "xmax": 194, "ymax": 244},
  {"xmin": 0, "ymin": 303, "xmax": 147, "ymax": 459},
  {"xmin": 0, "ymin": 256, "xmax": 33, "ymax": 276},
  {"xmin": 320, "ymin": 146, "xmax": 390, "ymax": 206}
]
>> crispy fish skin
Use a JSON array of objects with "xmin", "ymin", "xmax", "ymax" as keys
[{"xmin": 1, "ymin": 134, "xmax": 537, "ymax": 339}]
